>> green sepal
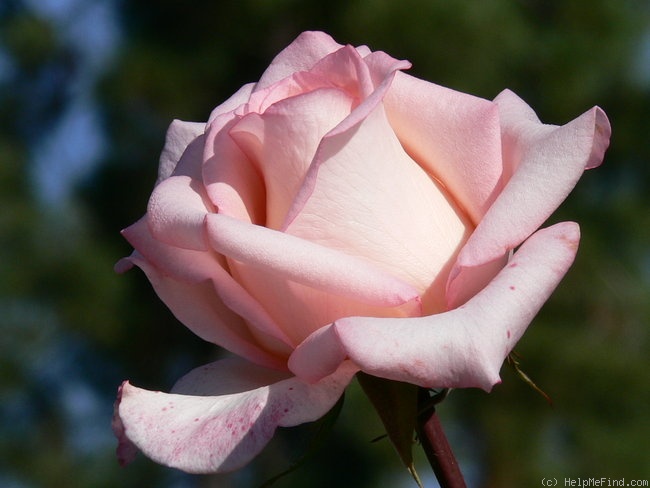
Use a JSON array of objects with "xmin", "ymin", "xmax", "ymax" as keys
[{"xmin": 356, "ymin": 372, "xmax": 423, "ymax": 488}]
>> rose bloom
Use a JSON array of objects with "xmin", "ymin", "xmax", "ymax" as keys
[{"xmin": 113, "ymin": 31, "xmax": 610, "ymax": 473}]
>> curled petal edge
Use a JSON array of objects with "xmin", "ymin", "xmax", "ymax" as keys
[
  {"xmin": 290, "ymin": 222, "xmax": 580, "ymax": 391},
  {"xmin": 157, "ymin": 120, "xmax": 205, "ymax": 184},
  {"xmin": 446, "ymin": 96, "xmax": 610, "ymax": 309}
]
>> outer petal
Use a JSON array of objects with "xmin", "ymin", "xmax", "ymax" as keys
[
  {"xmin": 114, "ymin": 358, "xmax": 357, "ymax": 474},
  {"xmin": 446, "ymin": 91, "xmax": 611, "ymax": 308},
  {"xmin": 119, "ymin": 218, "xmax": 227, "ymax": 284},
  {"xmin": 290, "ymin": 222, "xmax": 580, "ymax": 390},
  {"xmin": 150, "ymin": 127, "xmax": 212, "ymax": 251},
  {"xmin": 119, "ymin": 217, "xmax": 294, "ymax": 358},
  {"xmin": 157, "ymin": 120, "xmax": 205, "ymax": 184},
  {"xmin": 121, "ymin": 251, "xmax": 284, "ymax": 369},
  {"xmin": 147, "ymin": 175, "xmax": 213, "ymax": 251},
  {"xmin": 384, "ymin": 72, "xmax": 504, "ymax": 224}
]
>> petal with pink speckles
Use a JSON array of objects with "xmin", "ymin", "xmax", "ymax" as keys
[{"xmin": 113, "ymin": 357, "xmax": 357, "ymax": 473}]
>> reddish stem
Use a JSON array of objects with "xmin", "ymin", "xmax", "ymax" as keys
[{"xmin": 416, "ymin": 389, "xmax": 467, "ymax": 488}]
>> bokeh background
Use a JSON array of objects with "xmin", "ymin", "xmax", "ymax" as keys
[{"xmin": 1, "ymin": 1, "xmax": 649, "ymax": 487}]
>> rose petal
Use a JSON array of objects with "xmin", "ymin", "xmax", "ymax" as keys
[
  {"xmin": 284, "ymin": 100, "xmax": 472, "ymax": 314},
  {"xmin": 447, "ymin": 91, "xmax": 611, "ymax": 308},
  {"xmin": 157, "ymin": 120, "xmax": 206, "ymax": 184},
  {"xmin": 121, "ymin": 218, "xmax": 294, "ymax": 356},
  {"xmin": 121, "ymin": 218, "xmax": 224, "ymax": 283},
  {"xmin": 207, "ymin": 82, "xmax": 256, "ymax": 125},
  {"xmin": 206, "ymin": 213, "xmax": 422, "ymax": 345},
  {"xmin": 383, "ymin": 72, "xmax": 504, "ymax": 224},
  {"xmin": 147, "ymin": 175, "xmax": 213, "ymax": 251},
  {"xmin": 203, "ymin": 115, "xmax": 266, "ymax": 225},
  {"xmin": 291, "ymin": 222, "xmax": 580, "ymax": 390},
  {"xmin": 229, "ymin": 88, "xmax": 355, "ymax": 229},
  {"xmin": 306, "ymin": 44, "xmax": 374, "ymax": 98},
  {"xmin": 244, "ymin": 44, "xmax": 376, "ymax": 115},
  {"xmin": 444, "ymin": 253, "xmax": 509, "ymax": 311},
  {"xmin": 152, "ymin": 123, "xmax": 211, "ymax": 251},
  {"xmin": 255, "ymin": 31, "xmax": 343, "ymax": 91},
  {"xmin": 124, "ymin": 250, "xmax": 286, "ymax": 368},
  {"xmin": 205, "ymin": 45, "xmax": 393, "ymax": 228},
  {"xmin": 288, "ymin": 325, "xmax": 348, "ymax": 382},
  {"xmin": 362, "ymin": 50, "xmax": 413, "ymax": 89},
  {"xmin": 205, "ymin": 213, "xmax": 422, "ymax": 311},
  {"xmin": 208, "ymin": 47, "xmax": 378, "ymax": 228},
  {"xmin": 114, "ymin": 358, "xmax": 357, "ymax": 473},
  {"xmin": 172, "ymin": 356, "xmax": 291, "ymax": 395},
  {"xmin": 230, "ymin": 45, "xmax": 411, "ymax": 231},
  {"xmin": 112, "ymin": 384, "xmax": 138, "ymax": 466}
]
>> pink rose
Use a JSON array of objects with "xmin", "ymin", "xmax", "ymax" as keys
[{"xmin": 113, "ymin": 31, "xmax": 610, "ymax": 473}]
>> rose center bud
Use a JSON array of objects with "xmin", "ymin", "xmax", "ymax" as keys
[{"xmin": 216, "ymin": 48, "xmax": 473, "ymax": 355}]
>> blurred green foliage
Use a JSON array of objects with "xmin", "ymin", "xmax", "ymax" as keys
[{"xmin": 1, "ymin": 0, "xmax": 649, "ymax": 486}]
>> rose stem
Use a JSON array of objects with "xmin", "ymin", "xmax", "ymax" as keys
[{"xmin": 416, "ymin": 388, "xmax": 467, "ymax": 488}]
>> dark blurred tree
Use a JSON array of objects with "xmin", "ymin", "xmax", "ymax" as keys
[{"xmin": 2, "ymin": 0, "xmax": 649, "ymax": 486}]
